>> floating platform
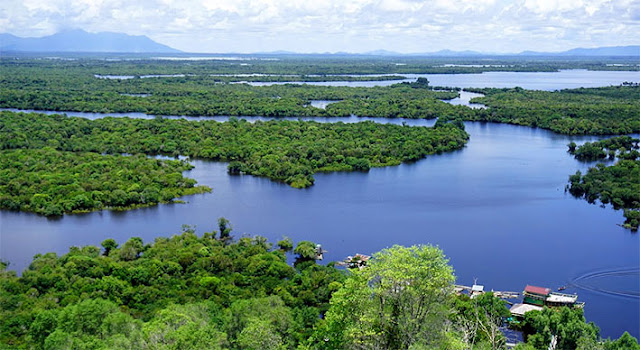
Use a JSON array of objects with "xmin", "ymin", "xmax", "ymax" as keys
[
  {"xmin": 337, "ymin": 253, "xmax": 371, "ymax": 269},
  {"xmin": 453, "ymin": 284, "xmax": 520, "ymax": 299}
]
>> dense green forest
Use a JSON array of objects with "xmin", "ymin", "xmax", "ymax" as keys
[
  {"xmin": 567, "ymin": 137, "xmax": 640, "ymax": 230},
  {"xmin": 567, "ymin": 136, "xmax": 640, "ymax": 161},
  {"xmin": 0, "ymin": 148, "xmax": 210, "ymax": 216},
  {"xmin": 2, "ymin": 57, "xmax": 639, "ymax": 349},
  {"xmin": 0, "ymin": 62, "xmax": 473, "ymax": 119},
  {"xmin": 2, "ymin": 61, "xmax": 639, "ymax": 135},
  {"xmin": 0, "ymin": 111, "xmax": 468, "ymax": 191},
  {"xmin": 1, "ymin": 229, "xmax": 637, "ymax": 349},
  {"xmin": 4, "ymin": 56, "xmax": 638, "ymax": 76},
  {"xmin": 465, "ymin": 86, "xmax": 640, "ymax": 135},
  {"xmin": 512, "ymin": 308, "xmax": 639, "ymax": 350}
]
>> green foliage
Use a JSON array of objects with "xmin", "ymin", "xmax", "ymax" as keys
[
  {"xmin": 520, "ymin": 307, "xmax": 599, "ymax": 350},
  {"xmin": 321, "ymin": 245, "xmax": 455, "ymax": 350},
  {"xmin": 0, "ymin": 60, "xmax": 636, "ymax": 137},
  {"xmin": 568, "ymin": 138, "xmax": 640, "ymax": 229},
  {"xmin": 218, "ymin": 217, "xmax": 233, "ymax": 243},
  {"xmin": 569, "ymin": 136, "xmax": 639, "ymax": 161},
  {"xmin": 0, "ymin": 230, "xmax": 636, "ymax": 348},
  {"xmin": 276, "ymin": 237, "xmax": 294, "ymax": 252},
  {"xmin": 466, "ymin": 86, "xmax": 640, "ymax": 135},
  {"xmin": 604, "ymin": 332, "xmax": 640, "ymax": 350},
  {"xmin": 0, "ymin": 60, "xmax": 475, "ymax": 120},
  {"xmin": 623, "ymin": 210, "xmax": 640, "ymax": 230},
  {"xmin": 143, "ymin": 303, "xmax": 226, "ymax": 350},
  {"xmin": 568, "ymin": 158, "xmax": 640, "ymax": 229},
  {"xmin": 236, "ymin": 318, "xmax": 285, "ymax": 350},
  {"xmin": 452, "ymin": 292, "xmax": 511, "ymax": 348},
  {"xmin": 293, "ymin": 241, "xmax": 318, "ymax": 264},
  {"xmin": 101, "ymin": 239, "xmax": 118, "ymax": 256},
  {"xmin": 0, "ymin": 227, "xmax": 346, "ymax": 348},
  {"xmin": 227, "ymin": 296, "xmax": 293, "ymax": 348},
  {"xmin": 0, "ymin": 148, "xmax": 210, "ymax": 216},
  {"xmin": 0, "ymin": 111, "xmax": 468, "ymax": 192}
]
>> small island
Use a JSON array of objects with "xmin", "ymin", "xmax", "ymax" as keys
[
  {"xmin": 0, "ymin": 148, "xmax": 211, "ymax": 216},
  {"xmin": 567, "ymin": 136, "xmax": 640, "ymax": 230}
]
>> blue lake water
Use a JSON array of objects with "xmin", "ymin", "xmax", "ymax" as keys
[
  {"xmin": 94, "ymin": 69, "xmax": 640, "ymax": 91},
  {"xmin": 247, "ymin": 69, "xmax": 640, "ymax": 90},
  {"xmin": 1, "ymin": 69, "xmax": 640, "ymax": 339}
]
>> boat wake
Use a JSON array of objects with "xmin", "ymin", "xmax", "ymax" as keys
[{"xmin": 569, "ymin": 267, "xmax": 640, "ymax": 300}]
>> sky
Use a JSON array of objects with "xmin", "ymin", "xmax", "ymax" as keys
[{"xmin": 1, "ymin": 0, "xmax": 639, "ymax": 53}]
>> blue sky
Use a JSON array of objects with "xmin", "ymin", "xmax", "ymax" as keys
[{"xmin": 2, "ymin": 0, "xmax": 639, "ymax": 53}]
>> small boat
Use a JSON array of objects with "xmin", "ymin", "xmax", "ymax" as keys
[{"xmin": 557, "ymin": 286, "xmax": 567, "ymax": 291}]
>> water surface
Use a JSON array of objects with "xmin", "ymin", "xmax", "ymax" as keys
[
  {"xmin": 1, "ymin": 121, "xmax": 637, "ymax": 339},
  {"xmin": 246, "ymin": 70, "xmax": 640, "ymax": 90},
  {"xmin": 1, "ymin": 70, "xmax": 639, "ymax": 339}
]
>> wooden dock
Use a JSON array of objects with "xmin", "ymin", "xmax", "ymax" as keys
[{"xmin": 454, "ymin": 284, "xmax": 521, "ymax": 299}]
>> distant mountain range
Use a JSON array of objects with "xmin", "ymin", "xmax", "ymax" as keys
[
  {"xmin": 0, "ymin": 30, "xmax": 637, "ymax": 57},
  {"xmin": 519, "ymin": 46, "xmax": 640, "ymax": 57},
  {"xmin": 0, "ymin": 29, "xmax": 180, "ymax": 53},
  {"xmin": 255, "ymin": 46, "xmax": 639, "ymax": 57},
  {"xmin": 360, "ymin": 46, "xmax": 639, "ymax": 57}
]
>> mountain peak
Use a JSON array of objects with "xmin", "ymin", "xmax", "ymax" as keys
[{"xmin": 0, "ymin": 30, "xmax": 181, "ymax": 53}]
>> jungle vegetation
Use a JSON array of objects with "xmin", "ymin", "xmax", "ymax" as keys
[
  {"xmin": 567, "ymin": 137, "xmax": 640, "ymax": 230},
  {"xmin": 0, "ymin": 61, "xmax": 472, "ymax": 119},
  {"xmin": 0, "ymin": 148, "xmax": 210, "ymax": 216},
  {"xmin": 465, "ymin": 86, "xmax": 640, "ymax": 135},
  {"xmin": 513, "ymin": 307, "xmax": 639, "ymax": 350},
  {"xmin": 567, "ymin": 136, "xmax": 639, "ymax": 161},
  {"xmin": 0, "ymin": 111, "xmax": 469, "ymax": 191},
  {"xmin": 1, "ymin": 229, "xmax": 637, "ymax": 349},
  {"xmin": 2, "ymin": 61, "xmax": 639, "ymax": 136},
  {"xmin": 3, "ymin": 55, "xmax": 638, "ymax": 76}
]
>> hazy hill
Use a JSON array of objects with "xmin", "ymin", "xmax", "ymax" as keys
[
  {"xmin": 0, "ymin": 29, "xmax": 180, "ymax": 53},
  {"xmin": 520, "ymin": 45, "xmax": 640, "ymax": 56}
]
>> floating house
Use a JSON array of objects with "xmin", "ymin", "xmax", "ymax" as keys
[
  {"xmin": 523, "ymin": 285, "xmax": 551, "ymax": 306},
  {"xmin": 522, "ymin": 285, "xmax": 581, "ymax": 307},
  {"xmin": 509, "ymin": 285, "xmax": 583, "ymax": 318}
]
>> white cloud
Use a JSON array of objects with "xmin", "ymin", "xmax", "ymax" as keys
[{"xmin": 1, "ymin": 0, "xmax": 638, "ymax": 52}]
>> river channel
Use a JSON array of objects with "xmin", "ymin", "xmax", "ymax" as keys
[{"xmin": 1, "ymin": 69, "xmax": 639, "ymax": 339}]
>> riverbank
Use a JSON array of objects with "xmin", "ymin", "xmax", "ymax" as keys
[{"xmin": 1, "ymin": 120, "xmax": 637, "ymax": 339}]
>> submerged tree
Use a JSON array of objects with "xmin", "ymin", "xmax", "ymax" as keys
[{"xmin": 218, "ymin": 217, "xmax": 232, "ymax": 244}]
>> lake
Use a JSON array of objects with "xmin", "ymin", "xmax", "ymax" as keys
[
  {"xmin": 247, "ymin": 69, "xmax": 640, "ymax": 90},
  {"xmin": 1, "ymin": 70, "xmax": 639, "ymax": 339},
  {"xmin": 94, "ymin": 69, "xmax": 640, "ymax": 91}
]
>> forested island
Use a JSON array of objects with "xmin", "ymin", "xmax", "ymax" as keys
[
  {"xmin": 6, "ymin": 56, "xmax": 638, "ymax": 78},
  {"xmin": 465, "ymin": 86, "xmax": 640, "ymax": 134},
  {"xmin": 567, "ymin": 137, "xmax": 640, "ymax": 230},
  {"xmin": 1, "ymin": 56, "xmax": 639, "ymax": 347},
  {"xmin": 1, "ymin": 226, "xmax": 637, "ymax": 349},
  {"xmin": 0, "ymin": 111, "xmax": 468, "ymax": 215},
  {"xmin": 2, "ymin": 60, "xmax": 639, "ymax": 136},
  {"xmin": 0, "ymin": 148, "xmax": 211, "ymax": 216},
  {"xmin": 0, "ymin": 62, "xmax": 466, "ymax": 119}
]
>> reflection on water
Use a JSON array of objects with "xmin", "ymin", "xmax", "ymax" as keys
[
  {"xmin": 1, "ymin": 70, "xmax": 639, "ymax": 338},
  {"xmin": 308, "ymin": 100, "xmax": 341, "ymax": 109},
  {"xmin": 244, "ymin": 70, "xmax": 640, "ymax": 91},
  {"xmin": 0, "ymin": 121, "xmax": 638, "ymax": 339},
  {"xmin": 440, "ymin": 91, "xmax": 486, "ymax": 109}
]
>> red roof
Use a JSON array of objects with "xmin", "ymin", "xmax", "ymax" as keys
[{"xmin": 525, "ymin": 285, "xmax": 551, "ymax": 296}]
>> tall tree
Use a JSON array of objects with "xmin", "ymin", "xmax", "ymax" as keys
[{"xmin": 322, "ymin": 245, "xmax": 455, "ymax": 350}]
